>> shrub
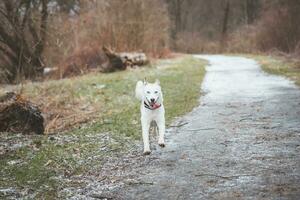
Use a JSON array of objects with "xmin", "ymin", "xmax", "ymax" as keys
[{"xmin": 255, "ymin": 1, "xmax": 300, "ymax": 54}]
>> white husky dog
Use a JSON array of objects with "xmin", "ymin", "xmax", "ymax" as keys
[{"xmin": 135, "ymin": 79, "xmax": 165, "ymax": 155}]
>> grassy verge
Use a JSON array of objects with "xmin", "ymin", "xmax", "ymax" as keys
[
  {"xmin": 248, "ymin": 55, "xmax": 300, "ymax": 86},
  {"xmin": 0, "ymin": 56, "xmax": 206, "ymax": 198}
]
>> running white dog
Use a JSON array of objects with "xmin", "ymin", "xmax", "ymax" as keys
[{"xmin": 135, "ymin": 79, "xmax": 165, "ymax": 155}]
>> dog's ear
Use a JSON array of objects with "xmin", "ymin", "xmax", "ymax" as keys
[
  {"xmin": 143, "ymin": 78, "xmax": 147, "ymax": 85},
  {"xmin": 155, "ymin": 79, "xmax": 160, "ymax": 85}
]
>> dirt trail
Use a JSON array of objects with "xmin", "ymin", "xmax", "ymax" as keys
[{"xmin": 115, "ymin": 55, "xmax": 300, "ymax": 199}]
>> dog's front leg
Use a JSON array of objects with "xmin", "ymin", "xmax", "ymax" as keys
[
  {"xmin": 141, "ymin": 118, "xmax": 151, "ymax": 155},
  {"xmin": 157, "ymin": 116, "xmax": 165, "ymax": 147}
]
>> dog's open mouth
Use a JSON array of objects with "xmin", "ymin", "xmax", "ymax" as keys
[
  {"xmin": 145, "ymin": 97, "xmax": 161, "ymax": 110},
  {"xmin": 150, "ymin": 102, "xmax": 160, "ymax": 109}
]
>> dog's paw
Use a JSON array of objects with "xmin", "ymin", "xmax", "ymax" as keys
[
  {"xmin": 143, "ymin": 151, "xmax": 151, "ymax": 155},
  {"xmin": 159, "ymin": 143, "xmax": 165, "ymax": 148}
]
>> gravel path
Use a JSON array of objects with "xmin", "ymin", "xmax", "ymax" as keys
[{"xmin": 115, "ymin": 55, "xmax": 300, "ymax": 199}]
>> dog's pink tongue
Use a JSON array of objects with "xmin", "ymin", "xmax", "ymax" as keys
[{"xmin": 152, "ymin": 103, "xmax": 160, "ymax": 109}]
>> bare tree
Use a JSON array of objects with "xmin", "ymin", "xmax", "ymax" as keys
[
  {"xmin": 166, "ymin": 0, "xmax": 184, "ymax": 50},
  {"xmin": 220, "ymin": 0, "xmax": 230, "ymax": 51},
  {"xmin": 0, "ymin": 0, "xmax": 49, "ymax": 83},
  {"xmin": 245, "ymin": 0, "xmax": 260, "ymax": 24}
]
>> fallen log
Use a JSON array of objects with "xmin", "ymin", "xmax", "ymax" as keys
[
  {"xmin": 102, "ymin": 46, "xmax": 149, "ymax": 72},
  {"xmin": 102, "ymin": 46, "xmax": 126, "ymax": 72},
  {"xmin": 0, "ymin": 92, "xmax": 44, "ymax": 134},
  {"xmin": 119, "ymin": 52, "xmax": 149, "ymax": 67}
]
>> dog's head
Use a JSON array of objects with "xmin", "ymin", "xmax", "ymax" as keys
[{"xmin": 143, "ymin": 79, "xmax": 163, "ymax": 106}]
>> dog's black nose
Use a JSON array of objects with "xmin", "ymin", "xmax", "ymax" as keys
[{"xmin": 150, "ymin": 98, "xmax": 155, "ymax": 102}]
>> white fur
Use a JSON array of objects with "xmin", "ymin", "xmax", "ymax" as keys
[{"xmin": 135, "ymin": 79, "xmax": 165, "ymax": 154}]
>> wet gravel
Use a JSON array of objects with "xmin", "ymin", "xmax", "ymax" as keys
[{"xmin": 112, "ymin": 55, "xmax": 300, "ymax": 199}]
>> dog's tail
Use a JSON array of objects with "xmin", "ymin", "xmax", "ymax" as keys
[{"xmin": 135, "ymin": 80, "xmax": 144, "ymax": 101}]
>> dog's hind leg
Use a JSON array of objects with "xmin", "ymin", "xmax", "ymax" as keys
[{"xmin": 142, "ymin": 119, "xmax": 151, "ymax": 155}]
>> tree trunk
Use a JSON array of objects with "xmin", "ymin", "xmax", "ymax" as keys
[
  {"xmin": 245, "ymin": 0, "xmax": 260, "ymax": 24},
  {"xmin": 220, "ymin": 0, "xmax": 230, "ymax": 51},
  {"xmin": 166, "ymin": 0, "xmax": 183, "ymax": 50}
]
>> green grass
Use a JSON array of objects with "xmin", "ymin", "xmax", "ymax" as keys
[
  {"xmin": 0, "ymin": 56, "xmax": 206, "ymax": 198},
  {"xmin": 247, "ymin": 55, "xmax": 300, "ymax": 86}
]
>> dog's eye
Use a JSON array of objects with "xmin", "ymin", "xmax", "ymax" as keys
[
  {"xmin": 146, "ymin": 91, "xmax": 150, "ymax": 94},
  {"xmin": 154, "ymin": 91, "xmax": 158, "ymax": 94}
]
